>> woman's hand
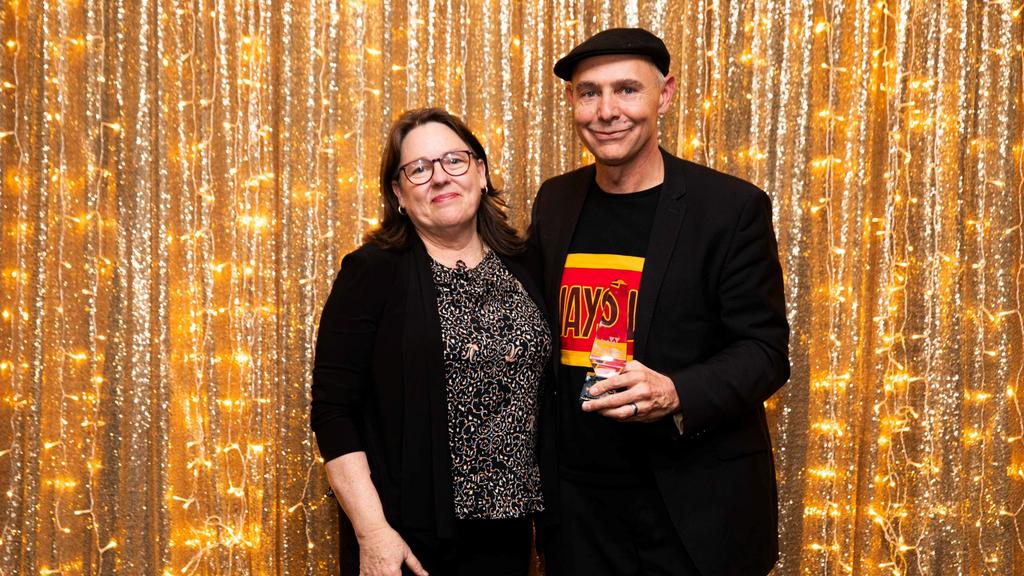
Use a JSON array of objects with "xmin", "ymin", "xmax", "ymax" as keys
[
  {"xmin": 358, "ymin": 525, "xmax": 428, "ymax": 576},
  {"xmin": 323, "ymin": 453, "xmax": 427, "ymax": 575}
]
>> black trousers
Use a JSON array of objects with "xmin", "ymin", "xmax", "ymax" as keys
[
  {"xmin": 542, "ymin": 478, "xmax": 701, "ymax": 576},
  {"xmin": 339, "ymin": 512, "xmax": 533, "ymax": 576},
  {"xmin": 404, "ymin": 516, "xmax": 533, "ymax": 576}
]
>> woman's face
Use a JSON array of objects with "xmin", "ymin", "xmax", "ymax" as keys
[{"xmin": 391, "ymin": 122, "xmax": 486, "ymax": 241}]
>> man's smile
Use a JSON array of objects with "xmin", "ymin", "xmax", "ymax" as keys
[{"xmin": 589, "ymin": 126, "xmax": 633, "ymax": 140}]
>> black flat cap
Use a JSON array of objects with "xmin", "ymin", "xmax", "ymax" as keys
[{"xmin": 554, "ymin": 27, "xmax": 670, "ymax": 81}]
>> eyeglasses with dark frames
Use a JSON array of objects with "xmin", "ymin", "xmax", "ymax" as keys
[{"xmin": 395, "ymin": 150, "xmax": 476, "ymax": 185}]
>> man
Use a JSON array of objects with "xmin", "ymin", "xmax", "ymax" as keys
[{"xmin": 529, "ymin": 28, "xmax": 790, "ymax": 575}]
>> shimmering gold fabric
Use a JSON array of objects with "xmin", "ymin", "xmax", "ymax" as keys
[{"xmin": 1, "ymin": 1, "xmax": 1022, "ymax": 574}]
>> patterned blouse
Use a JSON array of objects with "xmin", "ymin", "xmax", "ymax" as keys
[{"xmin": 430, "ymin": 250, "xmax": 551, "ymax": 519}]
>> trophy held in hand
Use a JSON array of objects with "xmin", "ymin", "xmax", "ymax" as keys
[{"xmin": 579, "ymin": 279, "xmax": 630, "ymax": 404}]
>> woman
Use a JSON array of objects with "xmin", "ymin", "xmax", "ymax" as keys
[{"xmin": 311, "ymin": 107, "xmax": 550, "ymax": 576}]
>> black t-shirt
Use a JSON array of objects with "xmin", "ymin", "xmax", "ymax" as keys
[{"xmin": 557, "ymin": 182, "xmax": 660, "ymax": 484}]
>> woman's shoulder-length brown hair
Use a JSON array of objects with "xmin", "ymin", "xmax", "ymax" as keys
[{"xmin": 364, "ymin": 107, "xmax": 524, "ymax": 255}]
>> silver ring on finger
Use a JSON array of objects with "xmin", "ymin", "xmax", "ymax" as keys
[{"xmin": 629, "ymin": 402, "xmax": 639, "ymax": 417}]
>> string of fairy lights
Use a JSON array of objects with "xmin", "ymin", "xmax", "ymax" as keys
[
  {"xmin": 0, "ymin": 0, "xmax": 1022, "ymax": 575},
  {"xmin": 813, "ymin": 0, "xmax": 842, "ymax": 567}
]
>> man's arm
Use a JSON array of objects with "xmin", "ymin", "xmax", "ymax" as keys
[
  {"xmin": 582, "ymin": 190, "xmax": 789, "ymax": 432},
  {"xmin": 668, "ymin": 190, "xmax": 789, "ymax": 433}
]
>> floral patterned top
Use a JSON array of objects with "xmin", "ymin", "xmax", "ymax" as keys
[{"xmin": 430, "ymin": 250, "xmax": 551, "ymax": 519}]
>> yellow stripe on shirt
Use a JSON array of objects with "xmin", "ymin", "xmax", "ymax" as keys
[
  {"xmin": 560, "ymin": 349, "xmax": 594, "ymax": 368},
  {"xmin": 563, "ymin": 253, "xmax": 645, "ymax": 272}
]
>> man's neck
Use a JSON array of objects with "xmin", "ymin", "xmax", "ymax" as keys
[{"xmin": 594, "ymin": 146, "xmax": 665, "ymax": 194}]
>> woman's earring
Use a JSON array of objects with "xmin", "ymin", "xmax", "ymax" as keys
[{"xmin": 397, "ymin": 205, "xmax": 406, "ymax": 215}]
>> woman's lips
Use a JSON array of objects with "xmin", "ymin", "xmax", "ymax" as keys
[{"xmin": 432, "ymin": 192, "xmax": 460, "ymax": 203}]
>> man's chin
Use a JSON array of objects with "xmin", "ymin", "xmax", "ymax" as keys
[
  {"xmin": 588, "ymin": 149, "xmax": 632, "ymax": 167},
  {"xmin": 579, "ymin": 139, "xmax": 616, "ymax": 159}
]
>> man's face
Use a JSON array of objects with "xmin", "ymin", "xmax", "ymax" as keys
[{"xmin": 567, "ymin": 55, "xmax": 675, "ymax": 168}]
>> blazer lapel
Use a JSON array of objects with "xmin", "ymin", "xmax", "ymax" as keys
[
  {"xmin": 634, "ymin": 149, "xmax": 689, "ymax": 358},
  {"xmin": 500, "ymin": 253, "xmax": 545, "ymax": 315},
  {"xmin": 546, "ymin": 165, "xmax": 594, "ymax": 308}
]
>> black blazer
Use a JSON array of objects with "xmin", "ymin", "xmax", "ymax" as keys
[
  {"xmin": 310, "ymin": 237, "xmax": 547, "ymax": 544},
  {"xmin": 528, "ymin": 149, "xmax": 790, "ymax": 576}
]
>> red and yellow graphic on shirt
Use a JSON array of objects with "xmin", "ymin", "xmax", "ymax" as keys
[{"xmin": 559, "ymin": 253, "xmax": 643, "ymax": 368}]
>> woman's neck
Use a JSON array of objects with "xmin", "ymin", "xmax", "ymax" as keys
[{"xmin": 419, "ymin": 229, "xmax": 487, "ymax": 269}]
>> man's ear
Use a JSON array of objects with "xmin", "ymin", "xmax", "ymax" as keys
[{"xmin": 658, "ymin": 75, "xmax": 677, "ymax": 115}]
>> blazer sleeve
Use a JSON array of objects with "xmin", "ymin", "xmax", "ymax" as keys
[
  {"xmin": 310, "ymin": 247, "xmax": 395, "ymax": 461},
  {"xmin": 670, "ymin": 190, "xmax": 790, "ymax": 434}
]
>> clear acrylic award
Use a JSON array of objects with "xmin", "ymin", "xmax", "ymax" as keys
[{"xmin": 579, "ymin": 279, "xmax": 629, "ymax": 404}]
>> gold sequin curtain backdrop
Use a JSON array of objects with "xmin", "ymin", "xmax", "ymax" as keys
[{"xmin": 0, "ymin": 0, "xmax": 1021, "ymax": 574}]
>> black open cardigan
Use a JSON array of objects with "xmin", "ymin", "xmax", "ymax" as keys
[{"xmin": 310, "ymin": 236, "xmax": 547, "ymax": 542}]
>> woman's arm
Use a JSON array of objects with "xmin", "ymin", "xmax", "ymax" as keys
[
  {"xmin": 311, "ymin": 249, "xmax": 386, "ymax": 459},
  {"xmin": 312, "ymin": 247, "xmax": 425, "ymax": 575},
  {"xmin": 325, "ymin": 453, "xmax": 427, "ymax": 576}
]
